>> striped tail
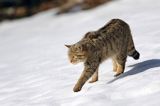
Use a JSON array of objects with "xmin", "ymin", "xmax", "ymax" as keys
[
  {"xmin": 128, "ymin": 50, "xmax": 140, "ymax": 60},
  {"xmin": 127, "ymin": 34, "xmax": 140, "ymax": 60}
]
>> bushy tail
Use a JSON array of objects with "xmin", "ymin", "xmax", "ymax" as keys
[
  {"xmin": 127, "ymin": 34, "xmax": 140, "ymax": 60},
  {"xmin": 129, "ymin": 50, "xmax": 140, "ymax": 60}
]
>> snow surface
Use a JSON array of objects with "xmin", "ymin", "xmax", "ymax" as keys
[{"xmin": 0, "ymin": 0, "xmax": 160, "ymax": 106}]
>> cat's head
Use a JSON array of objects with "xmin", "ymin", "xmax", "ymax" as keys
[{"xmin": 65, "ymin": 44, "xmax": 87, "ymax": 64}]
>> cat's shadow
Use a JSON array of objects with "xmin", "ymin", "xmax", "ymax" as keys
[{"xmin": 108, "ymin": 59, "xmax": 160, "ymax": 84}]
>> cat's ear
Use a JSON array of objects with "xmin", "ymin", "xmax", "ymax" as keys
[{"xmin": 65, "ymin": 44, "xmax": 71, "ymax": 48}]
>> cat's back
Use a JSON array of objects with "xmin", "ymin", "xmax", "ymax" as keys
[
  {"xmin": 80, "ymin": 19, "xmax": 131, "ymax": 52},
  {"xmin": 98, "ymin": 19, "xmax": 130, "ymax": 33},
  {"xmin": 82, "ymin": 19, "xmax": 130, "ymax": 40}
]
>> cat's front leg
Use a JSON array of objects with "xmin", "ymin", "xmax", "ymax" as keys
[
  {"xmin": 89, "ymin": 69, "xmax": 98, "ymax": 83},
  {"xmin": 73, "ymin": 68, "xmax": 96, "ymax": 92},
  {"xmin": 73, "ymin": 61, "xmax": 99, "ymax": 92}
]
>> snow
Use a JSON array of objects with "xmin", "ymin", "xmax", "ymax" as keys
[{"xmin": 0, "ymin": 0, "xmax": 160, "ymax": 106}]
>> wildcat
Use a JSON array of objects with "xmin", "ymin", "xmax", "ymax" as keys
[{"xmin": 65, "ymin": 19, "xmax": 140, "ymax": 92}]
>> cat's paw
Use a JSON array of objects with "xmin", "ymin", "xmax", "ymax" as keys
[{"xmin": 73, "ymin": 85, "xmax": 81, "ymax": 92}]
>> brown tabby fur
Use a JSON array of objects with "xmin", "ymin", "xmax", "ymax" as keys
[{"xmin": 66, "ymin": 19, "xmax": 140, "ymax": 92}]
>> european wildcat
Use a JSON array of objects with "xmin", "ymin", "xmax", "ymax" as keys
[{"xmin": 65, "ymin": 19, "xmax": 140, "ymax": 92}]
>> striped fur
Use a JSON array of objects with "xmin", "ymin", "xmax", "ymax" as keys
[{"xmin": 66, "ymin": 19, "xmax": 140, "ymax": 92}]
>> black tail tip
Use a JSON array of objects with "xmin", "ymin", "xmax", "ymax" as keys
[{"xmin": 133, "ymin": 51, "xmax": 140, "ymax": 60}]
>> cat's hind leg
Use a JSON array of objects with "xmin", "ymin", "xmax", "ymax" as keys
[
  {"xmin": 112, "ymin": 57, "xmax": 118, "ymax": 72},
  {"xmin": 114, "ymin": 53, "xmax": 127, "ymax": 77}
]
